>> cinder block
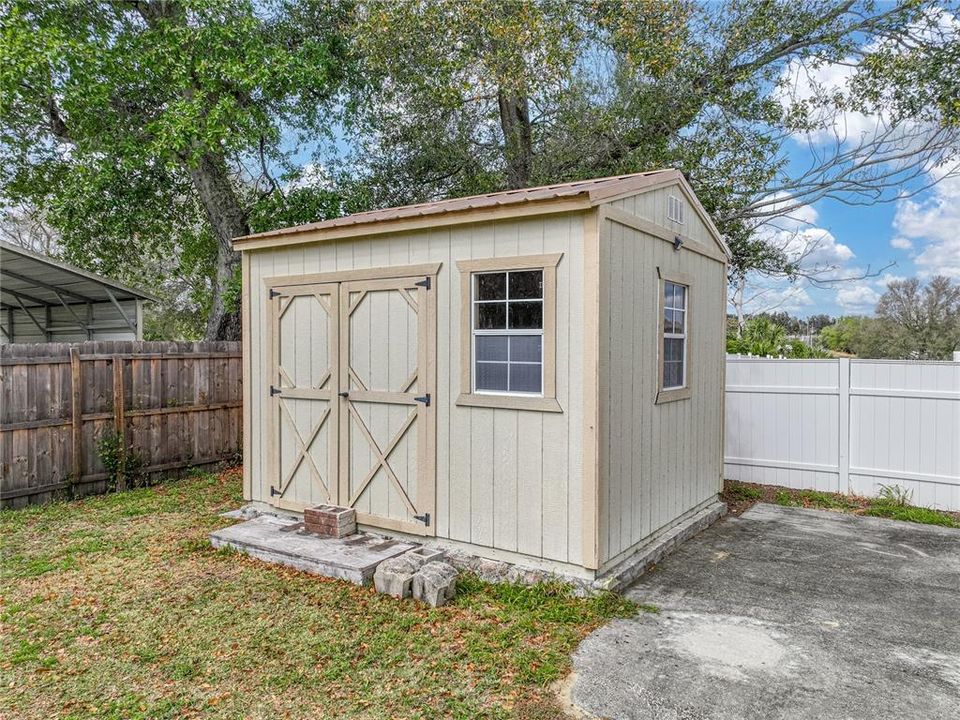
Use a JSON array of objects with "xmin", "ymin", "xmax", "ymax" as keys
[
  {"xmin": 412, "ymin": 561, "xmax": 458, "ymax": 607},
  {"xmin": 373, "ymin": 555, "xmax": 420, "ymax": 598},
  {"xmin": 403, "ymin": 546, "xmax": 445, "ymax": 568}
]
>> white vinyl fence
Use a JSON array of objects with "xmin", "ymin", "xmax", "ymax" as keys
[{"xmin": 725, "ymin": 357, "xmax": 960, "ymax": 512}]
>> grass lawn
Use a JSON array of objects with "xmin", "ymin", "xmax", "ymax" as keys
[
  {"xmin": 0, "ymin": 469, "xmax": 638, "ymax": 720},
  {"xmin": 722, "ymin": 480, "xmax": 960, "ymax": 528}
]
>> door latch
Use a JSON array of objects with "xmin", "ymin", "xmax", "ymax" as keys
[
  {"xmin": 414, "ymin": 393, "xmax": 431, "ymax": 406},
  {"xmin": 339, "ymin": 391, "xmax": 349, "ymax": 398},
  {"xmin": 413, "ymin": 512, "xmax": 431, "ymax": 526}
]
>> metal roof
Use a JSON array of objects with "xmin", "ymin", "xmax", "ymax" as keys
[
  {"xmin": 0, "ymin": 240, "xmax": 156, "ymax": 310},
  {"xmin": 235, "ymin": 169, "xmax": 678, "ymax": 244}
]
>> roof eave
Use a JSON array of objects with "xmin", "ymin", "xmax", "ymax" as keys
[{"xmin": 232, "ymin": 195, "xmax": 594, "ymax": 251}]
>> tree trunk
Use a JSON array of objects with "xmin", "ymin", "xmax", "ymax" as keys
[
  {"xmin": 498, "ymin": 90, "xmax": 533, "ymax": 189},
  {"xmin": 183, "ymin": 151, "xmax": 248, "ymax": 340}
]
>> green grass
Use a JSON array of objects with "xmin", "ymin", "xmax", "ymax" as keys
[
  {"xmin": 864, "ymin": 499, "xmax": 960, "ymax": 528},
  {"xmin": 0, "ymin": 469, "xmax": 640, "ymax": 719},
  {"xmin": 724, "ymin": 481, "xmax": 762, "ymax": 501}
]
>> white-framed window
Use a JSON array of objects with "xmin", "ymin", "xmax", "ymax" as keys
[
  {"xmin": 661, "ymin": 280, "xmax": 687, "ymax": 390},
  {"xmin": 472, "ymin": 269, "xmax": 544, "ymax": 395},
  {"xmin": 667, "ymin": 194, "xmax": 685, "ymax": 224}
]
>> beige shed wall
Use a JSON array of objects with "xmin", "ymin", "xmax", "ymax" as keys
[
  {"xmin": 610, "ymin": 182, "xmax": 720, "ymax": 250},
  {"xmin": 597, "ymin": 199, "xmax": 726, "ymax": 569},
  {"xmin": 245, "ymin": 213, "xmax": 587, "ymax": 570}
]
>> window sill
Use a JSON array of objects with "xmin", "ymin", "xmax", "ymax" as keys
[
  {"xmin": 456, "ymin": 393, "xmax": 563, "ymax": 413},
  {"xmin": 655, "ymin": 387, "xmax": 692, "ymax": 404}
]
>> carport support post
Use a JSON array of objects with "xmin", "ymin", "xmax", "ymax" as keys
[{"xmin": 838, "ymin": 358, "xmax": 850, "ymax": 495}]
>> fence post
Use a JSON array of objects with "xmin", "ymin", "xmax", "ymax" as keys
[
  {"xmin": 838, "ymin": 358, "xmax": 850, "ymax": 494},
  {"xmin": 70, "ymin": 347, "xmax": 83, "ymax": 487},
  {"xmin": 112, "ymin": 355, "xmax": 126, "ymax": 491}
]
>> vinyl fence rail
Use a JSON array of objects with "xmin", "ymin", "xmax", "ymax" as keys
[
  {"xmin": 724, "ymin": 357, "xmax": 960, "ymax": 512},
  {"xmin": 0, "ymin": 341, "xmax": 242, "ymax": 508}
]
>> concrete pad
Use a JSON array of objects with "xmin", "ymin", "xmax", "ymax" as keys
[
  {"xmin": 209, "ymin": 515, "xmax": 419, "ymax": 585},
  {"xmin": 571, "ymin": 504, "xmax": 960, "ymax": 720}
]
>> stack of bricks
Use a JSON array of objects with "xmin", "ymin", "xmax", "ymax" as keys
[{"xmin": 303, "ymin": 505, "xmax": 357, "ymax": 538}]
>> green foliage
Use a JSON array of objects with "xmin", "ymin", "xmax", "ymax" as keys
[
  {"xmin": 820, "ymin": 276, "xmax": 960, "ymax": 360},
  {"xmin": 0, "ymin": 0, "xmax": 355, "ymax": 339},
  {"xmin": 95, "ymin": 431, "xmax": 143, "ymax": 492},
  {"xmin": 865, "ymin": 500, "xmax": 960, "ymax": 528},
  {"xmin": 877, "ymin": 484, "xmax": 913, "ymax": 507},
  {"xmin": 725, "ymin": 482, "xmax": 763, "ymax": 501},
  {"xmin": 727, "ymin": 316, "xmax": 826, "ymax": 358}
]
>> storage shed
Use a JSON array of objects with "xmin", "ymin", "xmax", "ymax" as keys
[
  {"xmin": 234, "ymin": 170, "xmax": 731, "ymax": 582},
  {"xmin": 1, "ymin": 240, "xmax": 153, "ymax": 343}
]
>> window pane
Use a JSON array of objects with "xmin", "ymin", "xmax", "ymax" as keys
[
  {"xmin": 476, "ymin": 362, "xmax": 508, "ymax": 391},
  {"xmin": 664, "ymin": 360, "xmax": 683, "ymax": 389},
  {"xmin": 476, "ymin": 273, "xmax": 506, "ymax": 301},
  {"xmin": 509, "ymin": 270, "xmax": 542, "ymax": 299},
  {"xmin": 664, "ymin": 282, "xmax": 675, "ymax": 308},
  {"xmin": 509, "ymin": 362, "xmax": 542, "ymax": 393},
  {"xmin": 674, "ymin": 284, "xmax": 686, "ymax": 310},
  {"xmin": 476, "ymin": 335, "xmax": 508, "ymax": 361},
  {"xmin": 509, "ymin": 335, "xmax": 542, "ymax": 362},
  {"xmin": 476, "ymin": 302, "xmax": 507, "ymax": 329},
  {"xmin": 508, "ymin": 301, "xmax": 543, "ymax": 329},
  {"xmin": 674, "ymin": 308, "xmax": 685, "ymax": 332},
  {"xmin": 664, "ymin": 307, "xmax": 675, "ymax": 334},
  {"xmin": 665, "ymin": 337, "xmax": 684, "ymax": 362}
]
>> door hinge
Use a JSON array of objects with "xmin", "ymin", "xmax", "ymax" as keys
[
  {"xmin": 414, "ymin": 276, "xmax": 431, "ymax": 290},
  {"xmin": 414, "ymin": 393, "xmax": 431, "ymax": 407},
  {"xmin": 413, "ymin": 512, "xmax": 431, "ymax": 527},
  {"xmin": 269, "ymin": 289, "xmax": 283, "ymax": 299},
  {"xmin": 270, "ymin": 385, "xmax": 282, "ymax": 396},
  {"xmin": 270, "ymin": 485, "xmax": 280, "ymax": 497}
]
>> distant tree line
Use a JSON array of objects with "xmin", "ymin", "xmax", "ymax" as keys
[{"xmin": 728, "ymin": 276, "xmax": 960, "ymax": 361}]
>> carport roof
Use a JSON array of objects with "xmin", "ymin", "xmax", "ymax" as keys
[{"xmin": 0, "ymin": 240, "xmax": 156, "ymax": 310}]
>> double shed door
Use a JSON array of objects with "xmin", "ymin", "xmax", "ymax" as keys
[{"xmin": 266, "ymin": 268, "xmax": 437, "ymax": 536}]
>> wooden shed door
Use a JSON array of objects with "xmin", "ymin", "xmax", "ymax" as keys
[
  {"xmin": 338, "ymin": 276, "xmax": 436, "ymax": 536},
  {"xmin": 268, "ymin": 284, "xmax": 339, "ymax": 511}
]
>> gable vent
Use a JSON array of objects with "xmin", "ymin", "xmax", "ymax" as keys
[{"xmin": 667, "ymin": 194, "xmax": 685, "ymax": 224}]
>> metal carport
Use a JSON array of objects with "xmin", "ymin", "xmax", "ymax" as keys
[{"xmin": 0, "ymin": 240, "xmax": 155, "ymax": 343}]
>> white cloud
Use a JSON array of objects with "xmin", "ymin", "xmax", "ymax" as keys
[
  {"xmin": 892, "ymin": 175, "xmax": 960, "ymax": 279},
  {"xmin": 890, "ymin": 236, "xmax": 913, "ymax": 250},
  {"xmin": 836, "ymin": 283, "xmax": 881, "ymax": 312}
]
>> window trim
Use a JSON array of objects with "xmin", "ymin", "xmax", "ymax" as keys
[
  {"xmin": 456, "ymin": 253, "xmax": 562, "ymax": 412},
  {"xmin": 656, "ymin": 268, "xmax": 693, "ymax": 404}
]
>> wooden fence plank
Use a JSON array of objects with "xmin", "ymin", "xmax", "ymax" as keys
[{"xmin": 1, "ymin": 340, "xmax": 243, "ymax": 507}]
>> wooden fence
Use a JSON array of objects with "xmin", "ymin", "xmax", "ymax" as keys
[{"xmin": 1, "ymin": 341, "xmax": 242, "ymax": 508}]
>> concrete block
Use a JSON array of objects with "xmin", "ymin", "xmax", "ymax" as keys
[
  {"xmin": 373, "ymin": 555, "xmax": 421, "ymax": 599},
  {"xmin": 403, "ymin": 546, "xmax": 445, "ymax": 568},
  {"xmin": 412, "ymin": 561, "xmax": 459, "ymax": 607}
]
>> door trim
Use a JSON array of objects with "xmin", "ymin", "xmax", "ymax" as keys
[
  {"xmin": 265, "ymin": 281, "xmax": 340, "ymax": 513},
  {"xmin": 336, "ymin": 273, "xmax": 438, "ymax": 536},
  {"xmin": 263, "ymin": 262, "xmax": 442, "ymax": 289}
]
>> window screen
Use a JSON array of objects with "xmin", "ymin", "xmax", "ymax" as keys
[
  {"xmin": 473, "ymin": 270, "xmax": 544, "ymax": 394},
  {"xmin": 662, "ymin": 280, "xmax": 687, "ymax": 390}
]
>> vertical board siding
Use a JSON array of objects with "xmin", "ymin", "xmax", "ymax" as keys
[
  {"xmin": 1, "ymin": 341, "xmax": 242, "ymax": 508},
  {"xmin": 725, "ymin": 358, "xmax": 960, "ymax": 511},
  {"xmin": 247, "ymin": 214, "xmax": 585, "ymax": 567},
  {"xmin": 598, "ymin": 211, "xmax": 726, "ymax": 566}
]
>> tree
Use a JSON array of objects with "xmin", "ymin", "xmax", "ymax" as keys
[
  {"xmin": 876, "ymin": 276, "xmax": 960, "ymax": 359},
  {"xmin": 1, "ymin": 0, "xmax": 354, "ymax": 339},
  {"xmin": 348, "ymin": 0, "xmax": 959, "ymax": 283}
]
